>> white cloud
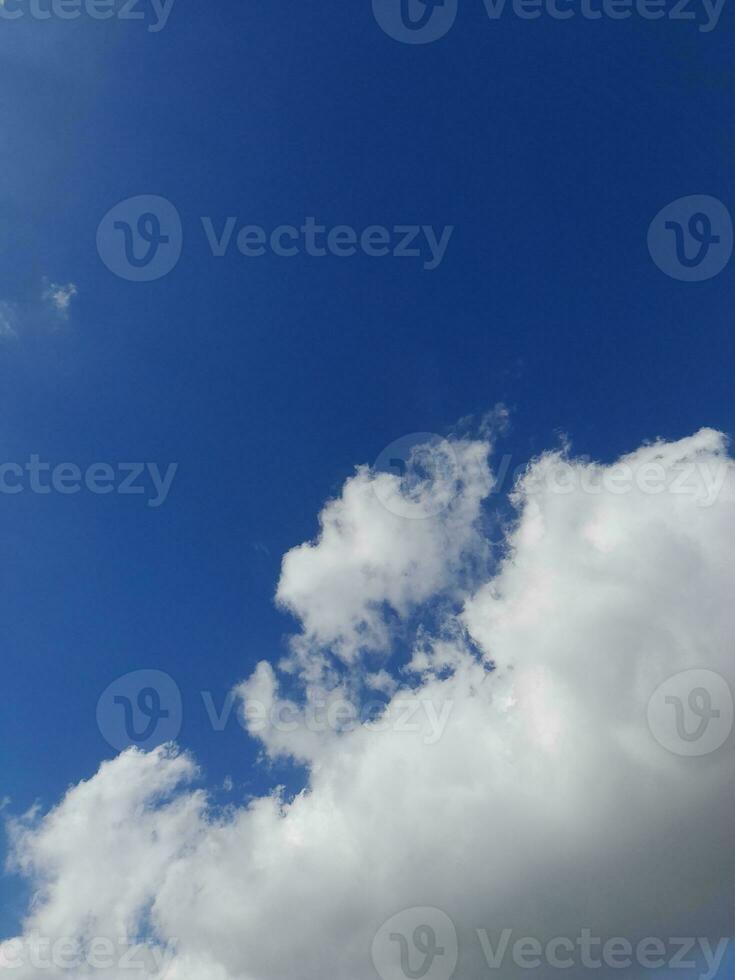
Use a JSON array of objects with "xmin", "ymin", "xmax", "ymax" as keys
[
  {"xmin": 0, "ymin": 302, "xmax": 19, "ymax": 339},
  {"xmin": 4, "ymin": 427, "xmax": 735, "ymax": 980},
  {"xmin": 41, "ymin": 280, "xmax": 77, "ymax": 320},
  {"xmin": 0, "ymin": 279, "xmax": 78, "ymax": 341},
  {"xmin": 276, "ymin": 436, "xmax": 492, "ymax": 673}
]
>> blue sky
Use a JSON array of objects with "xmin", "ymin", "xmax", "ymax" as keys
[{"xmin": 2, "ymin": 1, "xmax": 735, "ymax": 974}]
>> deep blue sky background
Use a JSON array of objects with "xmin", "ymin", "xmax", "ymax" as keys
[{"xmin": 1, "ymin": 0, "xmax": 735, "ymax": 954}]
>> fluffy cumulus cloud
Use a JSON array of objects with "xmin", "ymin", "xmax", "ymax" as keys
[
  {"xmin": 275, "ymin": 436, "xmax": 492, "ymax": 670},
  {"xmin": 4, "ymin": 427, "xmax": 735, "ymax": 980}
]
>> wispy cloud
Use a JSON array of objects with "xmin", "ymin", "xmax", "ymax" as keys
[
  {"xmin": 41, "ymin": 278, "xmax": 78, "ymax": 320},
  {"xmin": 0, "ymin": 278, "xmax": 78, "ymax": 341},
  {"xmin": 0, "ymin": 302, "xmax": 19, "ymax": 340}
]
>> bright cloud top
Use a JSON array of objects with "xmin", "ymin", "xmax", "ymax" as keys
[
  {"xmin": 3, "ymin": 427, "xmax": 735, "ymax": 980},
  {"xmin": 276, "ymin": 436, "xmax": 491, "ymax": 670}
]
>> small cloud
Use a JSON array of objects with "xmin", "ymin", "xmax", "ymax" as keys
[
  {"xmin": 479, "ymin": 401, "xmax": 511, "ymax": 440},
  {"xmin": 0, "ymin": 279, "xmax": 77, "ymax": 343},
  {"xmin": 0, "ymin": 302, "xmax": 19, "ymax": 340},
  {"xmin": 42, "ymin": 279, "xmax": 78, "ymax": 320}
]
